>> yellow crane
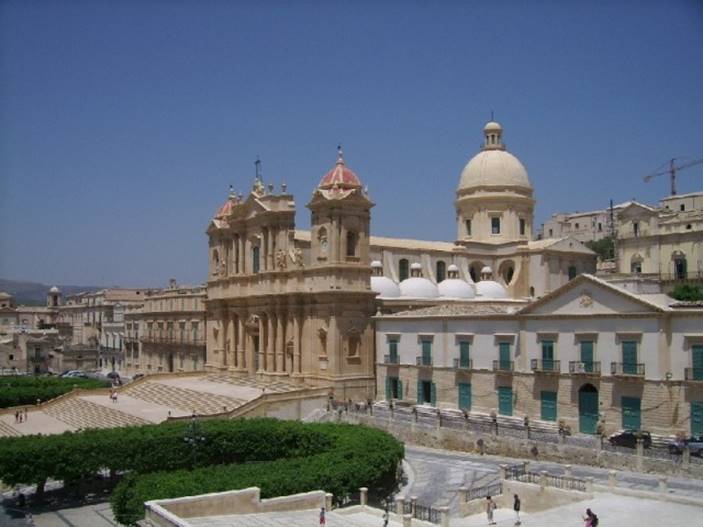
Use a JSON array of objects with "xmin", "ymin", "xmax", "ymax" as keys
[{"xmin": 643, "ymin": 157, "xmax": 703, "ymax": 195}]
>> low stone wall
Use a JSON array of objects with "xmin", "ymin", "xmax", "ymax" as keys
[{"xmin": 335, "ymin": 410, "xmax": 703, "ymax": 479}]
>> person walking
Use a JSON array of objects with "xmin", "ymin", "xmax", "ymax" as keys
[
  {"xmin": 486, "ymin": 496, "xmax": 497, "ymax": 526},
  {"xmin": 582, "ymin": 508, "xmax": 598, "ymax": 527},
  {"xmin": 513, "ymin": 494, "xmax": 521, "ymax": 525},
  {"xmin": 319, "ymin": 506, "xmax": 326, "ymax": 526}
]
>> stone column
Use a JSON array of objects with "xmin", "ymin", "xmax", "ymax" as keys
[
  {"xmin": 276, "ymin": 313, "xmax": 285, "ymax": 372},
  {"xmin": 410, "ymin": 496, "xmax": 417, "ymax": 516},
  {"xmin": 402, "ymin": 515, "xmax": 412, "ymax": 527},
  {"xmin": 499, "ymin": 464, "xmax": 508, "ymax": 480},
  {"xmin": 585, "ymin": 477, "xmax": 594, "ymax": 493},
  {"xmin": 636, "ymin": 438, "xmax": 644, "ymax": 471},
  {"xmin": 564, "ymin": 464, "xmax": 572, "ymax": 477},
  {"xmin": 239, "ymin": 235, "xmax": 246, "ymax": 274},
  {"xmin": 539, "ymin": 471, "xmax": 547, "ymax": 490},
  {"xmin": 266, "ymin": 313, "xmax": 275, "ymax": 372},
  {"xmin": 359, "ymin": 487, "xmax": 368, "ymax": 506},
  {"xmin": 237, "ymin": 313, "xmax": 246, "ymax": 369},
  {"xmin": 325, "ymin": 493, "xmax": 333, "ymax": 511},
  {"xmin": 608, "ymin": 470, "xmax": 617, "ymax": 488},
  {"xmin": 439, "ymin": 506, "xmax": 450, "ymax": 527},
  {"xmin": 395, "ymin": 496, "xmax": 405, "ymax": 515},
  {"xmin": 257, "ymin": 314, "xmax": 265, "ymax": 373}
]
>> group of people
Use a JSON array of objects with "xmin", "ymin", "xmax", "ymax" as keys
[
  {"xmin": 13, "ymin": 408, "xmax": 28, "ymax": 423},
  {"xmin": 486, "ymin": 494, "xmax": 597, "ymax": 526}
]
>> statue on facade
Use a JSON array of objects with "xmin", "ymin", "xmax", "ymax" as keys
[
  {"xmin": 276, "ymin": 249, "xmax": 287, "ymax": 270},
  {"xmin": 289, "ymin": 247, "xmax": 304, "ymax": 268}
]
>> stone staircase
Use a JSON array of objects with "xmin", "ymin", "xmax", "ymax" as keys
[
  {"xmin": 0, "ymin": 420, "xmax": 20, "ymax": 437},
  {"xmin": 206, "ymin": 374, "xmax": 304, "ymax": 393},
  {"xmin": 123, "ymin": 381, "xmax": 245, "ymax": 415},
  {"xmin": 43, "ymin": 397, "xmax": 148, "ymax": 430}
]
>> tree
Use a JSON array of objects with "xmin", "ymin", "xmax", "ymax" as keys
[
  {"xmin": 670, "ymin": 284, "xmax": 703, "ymax": 301},
  {"xmin": 584, "ymin": 237, "xmax": 615, "ymax": 261}
]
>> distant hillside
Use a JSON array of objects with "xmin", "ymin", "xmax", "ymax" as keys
[{"xmin": 0, "ymin": 279, "xmax": 104, "ymax": 306}]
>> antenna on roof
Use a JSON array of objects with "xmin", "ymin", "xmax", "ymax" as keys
[
  {"xmin": 490, "ymin": 109, "xmax": 494, "ymax": 121},
  {"xmin": 254, "ymin": 156, "xmax": 262, "ymax": 182}
]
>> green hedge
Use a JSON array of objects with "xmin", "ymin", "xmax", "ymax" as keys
[
  {"xmin": 0, "ymin": 376, "xmax": 110, "ymax": 408},
  {"xmin": 110, "ymin": 422, "xmax": 403, "ymax": 525}
]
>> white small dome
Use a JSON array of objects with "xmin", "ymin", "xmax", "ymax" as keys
[
  {"xmin": 475, "ymin": 280, "xmax": 509, "ymax": 299},
  {"xmin": 438, "ymin": 279, "xmax": 476, "ymax": 299},
  {"xmin": 399, "ymin": 277, "xmax": 439, "ymax": 299},
  {"xmin": 410, "ymin": 262, "xmax": 422, "ymax": 271},
  {"xmin": 371, "ymin": 260, "xmax": 383, "ymax": 269},
  {"xmin": 484, "ymin": 121, "xmax": 502, "ymax": 132},
  {"xmin": 447, "ymin": 264, "xmax": 459, "ymax": 273},
  {"xmin": 49, "ymin": 286, "xmax": 60, "ymax": 293},
  {"xmin": 481, "ymin": 266, "xmax": 493, "ymax": 275},
  {"xmin": 371, "ymin": 276, "xmax": 401, "ymax": 298}
]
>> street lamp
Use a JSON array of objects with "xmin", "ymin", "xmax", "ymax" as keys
[{"xmin": 183, "ymin": 412, "xmax": 206, "ymax": 469}]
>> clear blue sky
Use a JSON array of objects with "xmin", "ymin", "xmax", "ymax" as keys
[{"xmin": 1, "ymin": 0, "xmax": 702, "ymax": 287}]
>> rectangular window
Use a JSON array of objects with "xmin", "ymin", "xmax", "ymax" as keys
[
  {"xmin": 541, "ymin": 391, "xmax": 557, "ymax": 421},
  {"xmin": 388, "ymin": 339, "xmax": 398, "ymax": 364},
  {"xmin": 598, "ymin": 223, "xmax": 602, "ymax": 232},
  {"xmin": 499, "ymin": 342, "xmax": 511, "ymax": 370},
  {"xmin": 491, "ymin": 217, "xmax": 501, "ymax": 235},
  {"xmin": 498, "ymin": 386, "xmax": 513, "ymax": 416},
  {"xmin": 691, "ymin": 345, "xmax": 703, "ymax": 381},
  {"xmin": 622, "ymin": 341, "xmax": 638, "ymax": 374},
  {"xmin": 417, "ymin": 380, "xmax": 435, "ymax": 405},
  {"xmin": 458, "ymin": 382, "xmax": 471, "ymax": 411},
  {"xmin": 519, "ymin": 218, "xmax": 526, "ymax": 236},
  {"xmin": 633, "ymin": 222, "xmax": 639, "ymax": 237},
  {"xmin": 580, "ymin": 341, "xmax": 594, "ymax": 373},
  {"xmin": 465, "ymin": 219, "xmax": 472, "ymax": 236},
  {"xmin": 386, "ymin": 376, "xmax": 402, "ymax": 400},
  {"xmin": 548, "ymin": 228, "xmax": 553, "ymax": 237},
  {"xmin": 541, "ymin": 340, "xmax": 554, "ymax": 371},
  {"xmin": 459, "ymin": 341, "xmax": 470, "ymax": 368},
  {"xmin": 421, "ymin": 339, "xmax": 432, "ymax": 366}
]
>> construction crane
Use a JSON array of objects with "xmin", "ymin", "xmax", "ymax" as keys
[{"xmin": 643, "ymin": 157, "xmax": 703, "ymax": 195}]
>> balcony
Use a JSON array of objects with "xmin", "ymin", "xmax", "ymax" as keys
[
  {"xmin": 140, "ymin": 335, "xmax": 205, "ymax": 346},
  {"xmin": 531, "ymin": 359, "xmax": 561, "ymax": 373},
  {"xmin": 416, "ymin": 356, "xmax": 433, "ymax": 367},
  {"xmin": 493, "ymin": 360, "xmax": 514, "ymax": 372},
  {"xmin": 384, "ymin": 354, "xmax": 400, "ymax": 365},
  {"xmin": 685, "ymin": 368, "xmax": 703, "ymax": 382},
  {"xmin": 611, "ymin": 362, "xmax": 645, "ymax": 377},
  {"xmin": 569, "ymin": 361, "xmax": 601, "ymax": 375},
  {"xmin": 453, "ymin": 358, "xmax": 473, "ymax": 370}
]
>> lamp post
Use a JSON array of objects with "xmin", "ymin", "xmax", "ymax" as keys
[{"xmin": 184, "ymin": 412, "xmax": 206, "ymax": 469}]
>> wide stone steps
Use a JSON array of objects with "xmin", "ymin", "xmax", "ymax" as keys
[
  {"xmin": 0, "ymin": 420, "xmax": 20, "ymax": 437},
  {"xmin": 205, "ymin": 374, "xmax": 303, "ymax": 393},
  {"xmin": 123, "ymin": 381, "xmax": 245, "ymax": 415},
  {"xmin": 43, "ymin": 397, "xmax": 148, "ymax": 430}
]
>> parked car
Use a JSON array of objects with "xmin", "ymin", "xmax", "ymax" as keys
[
  {"xmin": 668, "ymin": 435, "xmax": 703, "ymax": 456},
  {"xmin": 60, "ymin": 370, "xmax": 88, "ymax": 379},
  {"xmin": 608, "ymin": 430, "xmax": 652, "ymax": 449},
  {"xmin": 132, "ymin": 373, "xmax": 145, "ymax": 381}
]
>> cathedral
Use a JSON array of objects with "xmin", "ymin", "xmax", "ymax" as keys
[{"xmin": 205, "ymin": 121, "xmax": 597, "ymax": 399}]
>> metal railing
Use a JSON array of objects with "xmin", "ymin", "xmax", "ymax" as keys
[
  {"xmin": 684, "ymin": 367, "xmax": 703, "ymax": 381},
  {"xmin": 493, "ymin": 360, "xmax": 514, "ymax": 372},
  {"xmin": 569, "ymin": 361, "xmax": 601, "ymax": 375},
  {"xmin": 531, "ymin": 359, "xmax": 561, "ymax": 373},
  {"xmin": 413, "ymin": 503, "xmax": 441, "ymax": 524},
  {"xmin": 453, "ymin": 358, "xmax": 473, "ymax": 370},
  {"xmin": 416, "ymin": 356, "xmax": 433, "ymax": 367},
  {"xmin": 384, "ymin": 354, "xmax": 400, "ymax": 365},
  {"xmin": 140, "ymin": 335, "xmax": 205, "ymax": 346},
  {"xmin": 610, "ymin": 362, "xmax": 645, "ymax": 376},
  {"xmin": 466, "ymin": 482, "xmax": 503, "ymax": 501}
]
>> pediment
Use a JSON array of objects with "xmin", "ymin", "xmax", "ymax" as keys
[
  {"xmin": 545, "ymin": 237, "xmax": 595, "ymax": 255},
  {"xmin": 520, "ymin": 275, "xmax": 663, "ymax": 316},
  {"xmin": 618, "ymin": 202, "xmax": 657, "ymax": 219}
]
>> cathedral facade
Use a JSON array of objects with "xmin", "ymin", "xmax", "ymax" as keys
[{"xmin": 205, "ymin": 122, "xmax": 597, "ymax": 399}]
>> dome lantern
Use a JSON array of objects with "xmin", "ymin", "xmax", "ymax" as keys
[{"xmin": 482, "ymin": 121, "xmax": 505, "ymax": 151}]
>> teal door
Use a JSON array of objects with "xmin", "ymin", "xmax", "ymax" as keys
[
  {"xmin": 542, "ymin": 341, "xmax": 554, "ymax": 371},
  {"xmin": 458, "ymin": 383, "xmax": 471, "ymax": 411},
  {"xmin": 622, "ymin": 396, "xmax": 641, "ymax": 430},
  {"xmin": 387, "ymin": 377, "xmax": 401, "ymax": 400},
  {"xmin": 622, "ymin": 341, "xmax": 637, "ymax": 374},
  {"xmin": 418, "ymin": 380, "xmax": 434, "ymax": 404},
  {"xmin": 421, "ymin": 340, "xmax": 432, "ymax": 366},
  {"xmin": 692, "ymin": 402, "xmax": 703, "ymax": 436},
  {"xmin": 692, "ymin": 345, "xmax": 703, "ymax": 381},
  {"xmin": 498, "ymin": 386, "xmax": 513, "ymax": 416},
  {"xmin": 580, "ymin": 341, "xmax": 594, "ymax": 373},
  {"xmin": 459, "ymin": 341, "xmax": 470, "ymax": 368},
  {"xmin": 578, "ymin": 385, "xmax": 598, "ymax": 434},
  {"xmin": 541, "ymin": 391, "xmax": 557, "ymax": 421},
  {"xmin": 499, "ymin": 342, "xmax": 511, "ymax": 370}
]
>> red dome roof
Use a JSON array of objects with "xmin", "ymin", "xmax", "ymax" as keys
[
  {"xmin": 318, "ymin": 150, "xmax": 362, "ymax": 190},
  {"xmin": 214, "ymin": 198, "xmax": 235, "ymax": 219}
]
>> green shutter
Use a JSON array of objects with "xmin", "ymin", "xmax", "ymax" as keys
[
  {"xmin": 385, "ymin": 377, "xmax": 392, "ymax": 400},
  {"xmin": 430, "ymin": 382, "xmax": 437, "ymax": 406},
  {"xmin": 540, "ymin": 391, "xmax": 557, "ymax": 421},
  {"xmin": 580, "ymin": 341, "xmax": 594, "ymax": 372},
  {"xmin": 622, "ymin": 341, "xmax": 637, "ymax": 374},
  {"xmin": 460, "ymin": 341, "xmax": 470, "ymax": 368},
  {"xmin": 499, "ymin": 342, "xmax": 511, "ymax": 370},
  {"xmin": 417, "ymin": 380, "xmax": 422, "ymax": 404},
  {"xmin": 458, "ymin": 383, "xmax": 471, "ymax": 411},
  {"xmin": 579, "ymin": 387, "xmax": 598, "ymax": 434},
  {"xmin": 541, "ymin": 341, "xmax": 554, "ymax": 371},
  {"xmin": 498, "ymin": 386, "xmax": 513, "ymax": 416},
  {"xmin": 692, "ymin": 345, "xmax": 703, "ymax": 381},
  {"xmin": 422, "ymin": 340, "xmax": 432, "ymax": 365},
  {"xmin": 389, "ymin": 339, "xmax": 398, "ymax": 363},
  {"xmin": 622, "ymin": 396, "xmax": 641, "ymax": 430},
  {"xmin": 692, "ymin": 401, "xmax": 703, "ymax": 436}
]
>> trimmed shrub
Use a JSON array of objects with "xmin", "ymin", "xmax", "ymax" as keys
[
  {"xmin": 110, "ymin": 422, "xmax": 403, "ymax": 525},
  {"xmin": 0, "ymin": 376, "xmax": 110, "ymax": 408}
]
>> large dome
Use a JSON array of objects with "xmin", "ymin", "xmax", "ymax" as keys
[
  {"xmin": 438, "ymin": 279, "xmax": 475, "ymax": 299},
  {"xmin": 457, "ymin": 121, "xmax": 532, "ymax": 192},
  {"xmin": 399, "ymin": 278, "xmax": 439, "ymax": 299}
]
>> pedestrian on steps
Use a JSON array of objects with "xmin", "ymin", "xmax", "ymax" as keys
[
  {"xmin": 486, "ymin": 496, "xmax": 497, "ymax": 526},
  {"xmin": 513, "ymin": 494, "xmax": 521, "ymax": 525}
]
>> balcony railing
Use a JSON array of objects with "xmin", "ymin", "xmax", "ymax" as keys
[
  {"xmin": 569, "ymin": 361, "xmax": 601, "ymax": 375},
  {"xmin": 140, "ymin": 335, "xmax": 205, "ymax": 346},
  {"xmin": 611, "ymin": 362, "xmax": 645, "ymax": 377},
  {"xmin": 416, "ymin": 356, "xmax": 433, "ymax": 367},
  {"xmin": 531, "ymin": 359, "xmax": 561, "ymax": 373},
  {"xmin": 384, "ymin": 354, "xmax": 400, "ymax": 365},
  {"xmin": 685, "ymin": 367, "xmax": 703, "ymax": 382},
  {"xmin": 453, "ymin": 358, "xmax": 473, "ymax": 370},
  {"xmin": 493, "ymin": 360, "xmax": 514, "ymax": 372}
]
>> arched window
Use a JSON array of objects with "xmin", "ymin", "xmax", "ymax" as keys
[
  {"xmin": 630, "ymin": 254, "xmax": 643, "ymax": 274},
  {"xmin": 673, "ymin": 253, "xmax": 687, "ymax": 280},
  {"xmin": 529, "ymin": 286, "xmax": 535, "ymax": 297},
  {"xmin": 399, "ymin": 259, "xmax": 409, "ymax": 281},
  {"xmin": 469, "ymin": 261, "xmax": 484, "ymax": 283},
  {"xmin": 436, "ymin": 261, "xmax": 446, "ymax": 283},
  {"xmin": 212, "ymin": 249, "xmax": 220, "ymax": 274},
  {"xmin": 317, "ymin": 227, "xmax": 328, "ymax": 254},
  {"xmin": 252, "ymin": 246, "xmax": 260, "ymax": 274},
  {"xmin": 346, "ymin": 231, "xmax": 358, "ymax": 257},
  {"xmin": 568, "ymin": 265, "xmax": 577, "ymax": 281}
]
